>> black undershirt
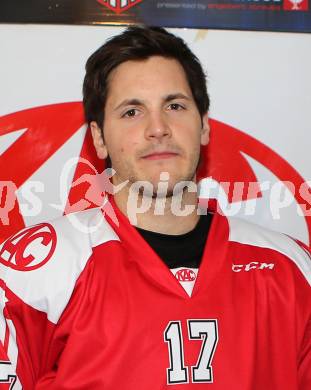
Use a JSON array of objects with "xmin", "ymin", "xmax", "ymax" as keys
[{"xmin": 136, "ymin": 214, "xmax": 213, "ymax": 269}]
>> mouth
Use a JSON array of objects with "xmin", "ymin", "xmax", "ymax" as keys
[{"xmin": 141, "ymin": 151, "xmax": 179, "ymax": 161}]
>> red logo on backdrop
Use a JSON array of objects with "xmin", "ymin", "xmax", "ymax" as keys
[
  {"xmin": 283, "ymin": 0, "xmax": 308, "ymax": 10},
  {"xmin": 175, "ymin": 269, "xmax": 197, "ymax": 282},
  {"xmin": 0, "ymin": 103, "xmax": 311, "ymax": 248},
  {"xmin": 97, "ymin": 0, "xmax": 144, "ymax": 14},
  {"xmin": 0, "ymin": 103, "xmax": 89, "ymax": 241},
  {"xmin": 0, "ymin": 223, "xmax": 56, "ymax": 271}
]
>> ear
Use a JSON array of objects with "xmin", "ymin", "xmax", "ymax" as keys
[
  {"xmin": 90, "ymin": 121, "xmax": 108, "ymax": 160},
  {"xmin": 200, "ymin": 113, "xmax": 210, "ymax": 146}
]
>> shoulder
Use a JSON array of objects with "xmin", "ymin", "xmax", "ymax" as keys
[
  {"xmin": 226, "ymin": 215, "xmax": 311, "ymax": 287},
  {"xmin": 0, "ymin": 208, "xmax": 119, "ymax": 323}
]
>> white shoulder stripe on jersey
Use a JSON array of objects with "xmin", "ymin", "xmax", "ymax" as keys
[
  {"xmin": 1, "ymin": 208, "xmax": 120, "ymax": 324},
  {"xmin": 227, "ymin": 217, "xmax": 311, "ymax": 287}
]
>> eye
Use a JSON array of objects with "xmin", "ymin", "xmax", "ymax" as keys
[
  {"xmin": 122, "ymin": 108, "xmax": 139, "ymax": 118},
  {"xmin": 168, "ymin": 103, "xmax": 185, "ymax": 111}
]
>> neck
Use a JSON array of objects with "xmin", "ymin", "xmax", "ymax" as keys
[{"xmin": 114, "ymin": 186, "xmax": 200, "ymax": 235}]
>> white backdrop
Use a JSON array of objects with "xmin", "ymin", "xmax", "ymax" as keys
[{"xmin": 0, "ymin": 24, "xmax": 310, "ymax": 245}]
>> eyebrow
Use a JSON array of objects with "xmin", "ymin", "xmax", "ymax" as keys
[
  {"xmin": 164, "ymin": 93, "xmax": 191, "ymax": 103},
  {"xmin": 114, "ymin": 99, "xmax": 143, "ymax": 112},
  {"xmin": 113, "ymin": 93, "xmax": 191, "ymax": 112}
]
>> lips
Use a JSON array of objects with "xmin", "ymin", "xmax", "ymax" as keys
[{"xmin": 142, "ymin": 152, "xmax": 179, "ymax": 160}]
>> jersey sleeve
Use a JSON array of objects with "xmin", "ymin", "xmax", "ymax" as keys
[
  {"xmin": 0, "ymin": 348, "xmax": 19, "ymax": 390},
  {"xmin": 298, "ymin": 316, "xmax": 311, "ymax": 390},
  {"xmin": 34, "ymin": 257, "xmax": 96, "ymax": 389},
  {"xmin": 296, "ymin": 240, "xmax": 311, "ymax": 389},
  {"xmin": 0, "ymin": 279, "xmax": 56, "ymax": 389},
  {"xmin": 0, "ymin": 208, "xmax": 118, "ymax": 390},
  {"xmin": 228, "ymin": 216, "xmax": 311, "ymax": 389}
]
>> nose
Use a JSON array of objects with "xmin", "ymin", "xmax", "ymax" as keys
[{"xmin": 144, "ymin": 111, "xmax": 171, "ymax": 141}]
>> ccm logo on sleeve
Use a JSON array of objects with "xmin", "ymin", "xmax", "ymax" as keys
[{"xmin": 232, "ymin": 262, "xmax": 275, "ymax": 272}]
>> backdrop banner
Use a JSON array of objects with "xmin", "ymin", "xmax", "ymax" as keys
[
  {"xmin": 0, "ymin": 0, "xmax": 310, "ymax": 33},
  {"xmin": 0, "ymin": 25, "xmax": 310, "ymax": 250}
]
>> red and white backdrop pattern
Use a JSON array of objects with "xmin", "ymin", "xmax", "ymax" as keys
[{"xmin": 0, "ymin": 25, "xmax": 310, "ymax": 246}]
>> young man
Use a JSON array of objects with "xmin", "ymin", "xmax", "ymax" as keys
[{"xmin": 0, "ymin": 26, "xmax": 310, "ymax": 389}]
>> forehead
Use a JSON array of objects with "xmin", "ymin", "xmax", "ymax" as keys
[{"xmin": 106, "ymin": 56, "xmax": 192, "ymax": 104}]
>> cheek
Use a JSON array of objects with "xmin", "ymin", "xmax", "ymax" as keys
[
  {"xmin": 174, "ymin": 116, "xmax": 201, "ymax": 136},
  {"xmin": 176, "ymin": 127, "xmax": 201, "ymax": 148},
  {"xmin": 109, "ymin": 141, "xmax": 135, "ymax": 164}
]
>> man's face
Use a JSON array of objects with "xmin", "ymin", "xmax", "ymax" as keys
[{"xmin": 91, "ymin": 56, "xmax": 209, "ymax": 197}]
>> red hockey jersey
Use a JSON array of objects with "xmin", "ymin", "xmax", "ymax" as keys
[{"xmin": 0, "ymin": 201, "xmax": 310, "ymax": 389}]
